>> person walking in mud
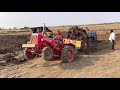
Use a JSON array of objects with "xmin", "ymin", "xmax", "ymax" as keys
[
  {"xmin": 109, "ymin": 30, "xmax": 116, "ymax": 50},
  {"xmin": 83, "ymin": 30, "xmax": 89, "ymax": 48}
]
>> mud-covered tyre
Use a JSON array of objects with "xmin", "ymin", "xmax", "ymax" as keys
[
  {"xmin": 42, "ymin": 46, "xmax": 53, "ymax": 61},
  {"xmin": 24, "ymin": 48, "xmax": 36, "ymax": 60},
  {"xmin": 61, "ymin": 45, "xmax": 75, "ymax": 63}
]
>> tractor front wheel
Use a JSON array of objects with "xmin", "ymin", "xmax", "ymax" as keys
[
  {"xmin": 61, "ymin": 45, "xmax": 75, "ymax": 63},
  {"xmin": 42, "ymin": 46, "xmax": 53, "ymax": 61},
  {"xmin": 24, "ymin": 48, "xmax": 36, "ymax": 60}
]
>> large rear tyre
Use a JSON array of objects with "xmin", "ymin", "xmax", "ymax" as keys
[
  {"xmin": 61, "ymin": 45, "xmax": 75, "ymax": 63},
  {"xmin": 42, "ymin": 46, "xmax": 53, "ymax": 61},
  {"xmin": 24, "ymin": 48, "xmax": 36, "ymax": 60}
]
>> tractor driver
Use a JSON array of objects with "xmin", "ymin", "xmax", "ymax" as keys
[{"xmin": 54, "ymin": 30, "xmax": 63, "ymax": 49}]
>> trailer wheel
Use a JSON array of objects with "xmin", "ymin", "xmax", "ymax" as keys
[
  {"xmin": 42, "ymin": 46, "xmax": 53, "ymax": 61},
  {"xmin": 61, "ymin": 45, "xmax": 75, "ymax": 63},
  {"xmin": 24, "ymin": 48, "xmax": 36, "ymax": 60}
]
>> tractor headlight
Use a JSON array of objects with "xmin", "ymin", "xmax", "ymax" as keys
[{"xmin": 41, "ymin": 39, "xmax": 44, "ymax": 41}]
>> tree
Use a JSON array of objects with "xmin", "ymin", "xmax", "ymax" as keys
[{"xmin": 24, "ymin": 27, "xmax": 29, "ymax": 29}]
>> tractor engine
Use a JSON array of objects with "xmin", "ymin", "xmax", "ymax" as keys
[
  {"xmin": 29, "ymin": 33, "xmax": 63, "ymax": 57},
  {"xmin": 42, "ymin": 36, "xmax": 64, "ymax": 57},
  {"xmin": 27, "ymin": 33, "xmax": 57, "ymax": 50},
  {"xmin": 42, "ymin": 37, "xmax": 56, "ymax": 47}
]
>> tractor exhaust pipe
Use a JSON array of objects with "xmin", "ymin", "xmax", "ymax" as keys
[{"xmin": 42, "ymin": 23, "xmax": 46, "ymax": 36}]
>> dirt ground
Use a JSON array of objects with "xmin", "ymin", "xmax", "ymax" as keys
[{"xmin": 0, "ymin": 31, "xmax": 120, "ymax": 78}]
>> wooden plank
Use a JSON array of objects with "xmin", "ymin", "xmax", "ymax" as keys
[{"xmin": 22, "ymin": 44, "xmax": 36, "ymax": 48}]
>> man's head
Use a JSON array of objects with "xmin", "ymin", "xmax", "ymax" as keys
[
  {"xmin": 83, "ymin": 30, "xmax": 86, "ymax": 33},
  {"xmin": 86, "ymin": 27, "xmax": 90, "ymax": 31},
  {"xmin": 57, "ymin": 30, "xmax": 61, "ymax": 35},
  {"xmin": 111, "ymin": 30, "xmax": 113, "ymax": 33}
]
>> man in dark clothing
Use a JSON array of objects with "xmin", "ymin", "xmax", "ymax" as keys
[{"xmin": 48, "ymin": 32, "xmax": 54, "ymax": 38}]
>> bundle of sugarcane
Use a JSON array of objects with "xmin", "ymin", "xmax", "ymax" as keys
[{"xmin": 66, "ymin": 26, "xmax": 87, "ymax": 41}]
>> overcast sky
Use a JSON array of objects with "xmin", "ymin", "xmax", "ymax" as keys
[{"xmin": 0, "ymin": 12, "xmax": 120, "ymax": 29}]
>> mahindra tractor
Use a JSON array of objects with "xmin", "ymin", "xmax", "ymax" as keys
[{"xmin": 22, "ymin": 32, "xmax": 83, "ymax": 63}]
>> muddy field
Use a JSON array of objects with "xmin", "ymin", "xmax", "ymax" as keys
[{"xmin": 0, "ymin": 30, "xmax": 120, "ymax": 78}]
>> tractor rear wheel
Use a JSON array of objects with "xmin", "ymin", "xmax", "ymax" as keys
[
  {"xmin": 42, "ymin": 46, "xmax": 53, "ymax": 61},
  {"xmin": 61, "ymin": 45, "xmax": 75, "ymax": 63},
  {"xmin": 24, "ymin": 48, "xmax": 36, "ymax": 60}
]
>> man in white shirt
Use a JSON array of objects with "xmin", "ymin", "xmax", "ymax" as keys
[{"xmin": 109, "ymin": 30, "xmax": 116, "ymax": 50}]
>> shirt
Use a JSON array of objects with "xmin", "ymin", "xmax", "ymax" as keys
[
  {"xmin": 57, "ymin": 35, "xmax": 63, "ymax": 41},
  {"xmin": 49, "ymin": 33, "xmax": 54, "ymax": 38},
  {"xmin": 92, "ymin": 32, "xmax": 96, "ymax": 37},
  {"xmin": 109, "ymin": 32, "xmax": 116, "ymax": 42},
  {"xmin": 54, "ymin": 35, "xmax": 63, "ymax": 43}
]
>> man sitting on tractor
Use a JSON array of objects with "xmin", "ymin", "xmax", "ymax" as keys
[{"xmin": 54, "ymin": 30, "xmax": 63, "ymax": 49}]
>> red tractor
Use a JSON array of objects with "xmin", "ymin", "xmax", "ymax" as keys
[{"xmin": 22, "ymin": 33, "xmax": 77, "ymax": 63}]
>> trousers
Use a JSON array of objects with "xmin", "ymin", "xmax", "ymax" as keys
[{"xmin": 111, "ymin": 40, "xmax": 115, "ymax": 50}]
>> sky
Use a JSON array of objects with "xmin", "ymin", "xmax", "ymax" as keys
[{"xmin": 0, "ymin": 12, "xmax": 120, "ymax": 29}]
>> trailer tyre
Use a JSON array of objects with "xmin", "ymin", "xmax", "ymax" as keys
[
  {"xmin": 24, "ymin": 48, "xmax": 36, "ymax": 60},
  {"xmin": 42, "ymin": 46, "xmax": 53, "ymax": 61},
  {"xmin": 61, "ymin": 45, "xmax": 75, "ymax": 63}
]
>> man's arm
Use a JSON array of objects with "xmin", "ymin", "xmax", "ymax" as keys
[{"xmin": 109, "ymin": 34, "xmax": 112, "ymax": 41}]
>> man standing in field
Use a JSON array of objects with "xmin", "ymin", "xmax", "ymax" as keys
[{"xmin": 109, "ymin": 30, "xmax": 116, "ymax": 50}]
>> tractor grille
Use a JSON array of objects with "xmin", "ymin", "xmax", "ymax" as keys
[{"xmin": 29, "ymin": 35, "xmax": 37, "ymax": 44}]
